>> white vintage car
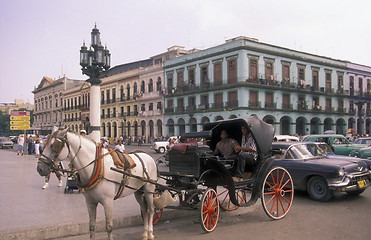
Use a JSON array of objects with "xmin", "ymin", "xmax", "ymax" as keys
[{"xmin": 151, "ymin": 136, "xmax": 179, "ymax": 154}]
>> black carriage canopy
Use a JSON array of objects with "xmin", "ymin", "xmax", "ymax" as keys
[{"xmin": 198, "ymin": 116, "xmax": 275, "ymax": 156}]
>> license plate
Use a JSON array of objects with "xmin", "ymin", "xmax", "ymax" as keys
[{"xmin": 358, "ymin": 180, "xmax": 366, "ymax": 188}]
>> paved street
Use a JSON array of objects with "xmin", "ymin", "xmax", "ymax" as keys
[
  {"xmin": 0, "ymin": 144, "xmax": 167, "ymax": 239},
  {"xmin": 1, "ymin": 144, "xmax": 371, "ymax": 240}
]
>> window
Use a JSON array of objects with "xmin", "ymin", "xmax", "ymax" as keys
[
  {"xmin": 201, "ymin": 66, "xmax": 209, "ymax": 88},
  {"xmin": 188, "ymin": 96, "xmax": 196, "ymax": 110},
  {"xmin": 177, "ymin": 71, "xmax": 184, "ymax": 88},
  {"xmin": 148, "ymin": 79, "xmax": 154, "ymax": 92},
  {"xmin": 106, "ymin": 90, "xmax": 110, "ymax": 104},
  {"xmin": 338, "ymin": 74, "xmax": 344, "ymax": 93},
  {"xmin": 312, "ymin": 69, "xmax": 319, "ymax": 91},
  {"xmin": 350, "ymin": 76, "xmax": 354, "ymax": 96},
  {"xmin": 298, "ymin": 95, "xmax": 306, "ymax": 110},
  {"xmin": 265, "ymin": 92, "xmax": 274, "ymax": 108},
  {"xmin": 141, "ymin": 104, "xmax": 145, "ymax": 111},
  {"xmin": 265, "ymin": 61, "xmax": 274, "ymax": 84},
  {"xmin": 107, "ymin": 108, "xmax": 110, "ymax": 118},
  {"xmin": 127, "ymin": 106, "xmax": 131, "ymax": 116},
  {"xmin": 228, "ymin": 91, "xmax": 238, "ymax": 108},
  {"xmin": 167, "ymin": 99, "xmax": 173, "ymax": 110},
  {"xmin": 134, "ymin": 105, "xmax": 138, "ymax": 115},
  {"xmin": 156, "ymin": 77, "xmax": 162, "ymax": 92},
  {"xmin": 214, "ymin": 93, "xmax": 223, "ymax": 109},
  {"xmin": 200, "ymin": 95, "xmax": 209, "ymax": 109},
  {"xmin": 141, "ymin": 81, "xmax": 145, "ymax": 93},
  {"xmin": 249, "ymin": 58, "xmax": 258, "ymax": 81},
  {"xmin": 126, "ymin": 84, "xmax": 130, "ymax": 100},
  {"xmin": 367, "ymin": 79, "xmax": 371, "ymax": 94},
  {"xmin": 298, "ymin": 66, "xmax": 305, "ymax": 88},
  {"xmin": 359, "ymin": 77, "xmax": 363, "ymax": 95},
  {"xmin": 188, "ymin": 68, "xmax": 195, "ymax": 89},
  {"xmin": 177, "ymin": 98, "xmax": 184, "ymax": 112},
  {"xmin": 149, "ymin": 103, "xmax": 153, "ymax": 111},
  {"xmin": 338, "ymin": 99, "xmax": 344, "ymax": 112},
  {"xmin": 249, "ymin": 91, "xmax": 258, "ymax": 107},
  {"xmin": 121, "ymin": 106, "xmax": 124, "ymax": 117},
  {"xmin": 325, "ymin": 72, "xmax": 332, "ymax": 92},
  {"xmin": 112, "ymin": 88, "xmax": 116, "ymax": 102},
  {"xmin": 282, "ymin": 64, "xmax": 290, "ymax": 86},
  {"xmin": 282, "ymin": 94, "xmax": 290, "ymax": 109},
  {"xmin": 228, "ymin": 59, "xmax": 237, "ymax": 84},
  {"xmin": 113, "ymin": 107, "xmax": 116, "ymax": 117},
  {"xmin": 133, "ymin": 82, "xmax": 138, "ymax": 94},
  {"xmin": 157, "ymin": 102, "xmax": 162, "ymax": 110},
  {"xmin": 167, "ymin": 73, "xmax": 173, "ymax": 90},
  {"xmin": 214, "ymin": 62, "xmax": 222, "ymax": 86},
  {"xmin": 312, "ymin": 97, "xmax": 320, "ymax": 110}
]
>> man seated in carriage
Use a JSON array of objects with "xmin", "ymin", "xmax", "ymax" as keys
[
  {"xmin": 212, "ymin": 129, "xmax": 239, "ymax": 160},
  {"xmin": 232, "ymin": 125, "xmax": 257, "ymax": 182}
]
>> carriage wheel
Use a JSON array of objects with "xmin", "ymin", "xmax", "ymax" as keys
[
  {"xmin": 261, "ymin": 167, "xmax": 294, "ymax": 220},
  {"xmin": 217, "ymin": 186, "xmax": 245, "ymax": 211},
  {"xmin": 200, "ymin": 188, "xmax": 219, "ymax": 232}
]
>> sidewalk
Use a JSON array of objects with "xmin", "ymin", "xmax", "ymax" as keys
[{"xmin": 0, "ymin": 149, "xmax": 191, "ymax": 240}]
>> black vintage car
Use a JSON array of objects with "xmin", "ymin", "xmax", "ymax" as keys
[{"xmin": 271, "ymin": 142, "xmax": 371, "ymax": 201}]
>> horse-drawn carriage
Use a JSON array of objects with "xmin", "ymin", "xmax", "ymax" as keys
[{"xmin": 37, "ymin": 116, "xmax": 294, "ymax": 239}]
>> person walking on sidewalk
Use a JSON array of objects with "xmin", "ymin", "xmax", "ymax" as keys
[
  {"xmin": 42, "ymin": 162, "xmax": 63, "ymax": 189},
  {"xmin": 27, "ymin": 135, "xmax": 33, "ymax": 155},
  {"xmin": 17, "ymin": 135, "xmax": 24, "ymax": 156},
  {"xmin": 34, "ymin": 134, "xmax": 40, "ymax": 158}
]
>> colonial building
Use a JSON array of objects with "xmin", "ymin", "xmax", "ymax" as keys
[
  {"xmin": 346, "ymin": 63, "xmax": 371, "ymax": 134},
  {"xmin": 163, "ymin": 36, "xmax": 360, "ymax": 137},
  {"xmin": 32, "ymin": 76, "xmax": 84, "ymax": 134}
]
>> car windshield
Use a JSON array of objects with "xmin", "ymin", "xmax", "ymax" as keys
[{"xmin": 284, "ymin": 143, "xmax": 326, "ymax": 160}]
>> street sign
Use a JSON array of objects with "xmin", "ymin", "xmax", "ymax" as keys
[
  {"xmin": 11, "ymin": 111, "xmax": 30, "ymax": 116},
  {"xmin": 10, "ymin": 121, "xmax": 30, "ymax": 125},
  {"xmin": 10, "ymin": 126, "xmax": 30, "ymax": 130},
  {"xmin": 10, "ymin": 116, "xmax": 30, "ymax": 121}
]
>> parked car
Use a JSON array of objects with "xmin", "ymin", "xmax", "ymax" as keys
[
  {"xmin": 0, "ymin": 137, "xmax": 14, "ymax": 149},
  {"xmin": 353, "ymin": 137, "xmax": 371, "ymax": 145},
  {"xmin": 151, "ymin": 136, "xmax": 179, "ymax": 154},
  {"xmin": 303, "ymin": 134, "xmax": 366, "ymax": 156},
  {"xmin": 272, "ymin": 142, "xmax": 371, "ymax": 201},
  {"xmin": 273, "ymin": 135, "xmax": 300, "ymax": 142}
]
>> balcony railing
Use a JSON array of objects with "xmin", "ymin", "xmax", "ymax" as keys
[{"xmin": 249, "ymin": 101, "xmax": 261, "ymax": 108}]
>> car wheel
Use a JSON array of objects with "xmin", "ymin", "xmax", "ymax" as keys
[
  {"xmin": 159, "ymin": 147, "xmax": 165, "ymax": 154},
  {"xmin": 307, "ymin": 176, "xmax": 333, "ymax": 201},
  {"xmin": 346, "ymin": 189, "xmax": 365, "ymax": 196}
]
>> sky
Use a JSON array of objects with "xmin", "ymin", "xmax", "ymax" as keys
[{"xmin": 0, "ymin": 0, "xmax": 370, "ymax": 104}]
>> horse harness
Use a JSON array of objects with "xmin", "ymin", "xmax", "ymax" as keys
[{"xmin": 38, "ymin": 130, "xmax": 154, "ymax": 196}]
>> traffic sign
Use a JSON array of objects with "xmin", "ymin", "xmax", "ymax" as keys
[
  {"xmin": 10, "ymin": 121, "xmax": 30, "ymax": 125},
  {"xmin": 10, "ymin": 126, "xmax": 30, "ymax": 130},
  {"xmin": 11, "ymin": 111, "xmax": 30, "ymax": 116},
  {"xmin": 10, "ymin": 116, "xmax": 30, "ymax": 121}
]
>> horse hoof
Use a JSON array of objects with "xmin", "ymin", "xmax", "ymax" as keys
[{"xmin": 142, "ymin": 237, "xmax": 148, "ymax": 240}]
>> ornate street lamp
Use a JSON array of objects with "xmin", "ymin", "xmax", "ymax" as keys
[{"xmin": 80, "ymin": 24, "xmax": 111, "ymax": 142}]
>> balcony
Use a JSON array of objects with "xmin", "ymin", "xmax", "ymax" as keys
[
  {"xmin": 338, "ymin": 107, "xmax": 346, "ymax": 113},
  {"xmin": 165, "ymin": 107, "xmax": 174, "ymax": 113},
  {"xmin": 282, "ymin": 103, "xmax": 293, "ymax": 110},
  {"xmin": 186, "ymin": 105, "xmax": 197, "ymax": 112},
  {"xmin": 265, "ymin": 102, "xmax": 277, "ymax": 109},
  {"xmin": 297, "ymin": 103, "xmax": 308, "ymax": 110},
  {"xmin": 249, "ymin": 101, "xmax": 261, "ymax": 108},
  {"xmin": 197, "ymin": 104, "xmax": 209, "ymax": 110},
  {"xmin": 225, "ymin": 101, "xmax": 239, "ymax": 108},
  {"xmin": 175, "ymin": 106, "xmax": 185, "ymax": 113}
]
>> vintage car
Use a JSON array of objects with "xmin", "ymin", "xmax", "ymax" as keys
[
  {"xmin": 353, "ymin": 137, "xmax": 371, "ymax": 145},
  {"xmin": 273, "ymin": 135, "xmax": 300, "ymax": 142},
  {"xmin": 0, "ymin": 137, "xmax": 14, "ymax": 149},
  {"xmin": 303, "ymin": 134, "xmax": 366, "ymax": 156},
  {"xmin": 151, "ymin": 136, "xmax": 179, "ymax": 154},
  {"xmin": 271, "ymin": 142, "xmax": 371, "ymax": 201},
  {"xmin": 350, "ymin": 146, "xmax": 371, "ymax": 160}
]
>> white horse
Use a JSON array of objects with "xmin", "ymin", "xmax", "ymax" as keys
[{"xmin": 37, "ymin": 127, "xmax": 158, "ymax": 240}]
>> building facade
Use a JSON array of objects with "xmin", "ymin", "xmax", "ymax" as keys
[
  {"xmin": 33, "ymin": 76, "xmax": 84, "ymax": 134},
  {"xmin": 0, "ymin": 99, "xmax": 34, "ymax": 114},
  {"xmin": 346, "ymin": 63, "xmax": 371, "ymax": 135},
  {"xmin": 163, "ymin": 36, "xmax": 356, "ymax": 137}
]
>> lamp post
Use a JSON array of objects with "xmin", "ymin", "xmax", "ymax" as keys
[{"xmin": 80, "ymin": 24, "xmax": 111, "ymax": 142}]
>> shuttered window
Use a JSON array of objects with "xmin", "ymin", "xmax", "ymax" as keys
[
  {"xmin": 214, "ymin": 62, "xmax": 222, "ymax": 86},
  {"xmin": 312, "ymin": 69, "xmax": 319, "ymax": 91},
  {"xmin": 249, "ymin": 59, "xmax": 258, "ymax": 80},
  {"xmin": 215, "ymin": 93, "xmax": 223, "ymax": 109},
  {"xmin": 167, "ymin": 73, "xmax": 173, "ymax": 90},
  {"xmin": 228, "ymin": 59, "xmax": 237, "ymax": 84}
]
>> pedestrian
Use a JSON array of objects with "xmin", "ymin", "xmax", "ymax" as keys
[
  {"xmin": 27, "ymin": 135, "xmax": 33, "ymax": 155},
  {"xmin": 80, "ymin": 129, "xmax": 87, "ymax": 137},
  {"xmin": 34, "ymin": 134, "xmax": 40, "ymax": 158},
  {"xmin": 17, "ymin": 134, "xmax": 24, "ymax": 156},
  {"xmin": 115, "ymin": 139, "xmax": 125, "ymax": 153},
  {"xmin": 42, "ymin": 162, "xmax": 63, "ymax": 189}
]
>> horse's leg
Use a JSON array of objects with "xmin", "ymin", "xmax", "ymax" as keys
[
  {"xmin": 144, "ymin": 190, "xmax": 155, "ymax": 240},
  {"xmin": 86, "ymin": 200, "xmax": 98, "ymax": 240},
  {"xmin": 135, "ymin": 191, "xmax": 149, "ymax": 240},
  {"xmin": 102, "ymin": 198, "xmax": 114, "ymax": 240}
]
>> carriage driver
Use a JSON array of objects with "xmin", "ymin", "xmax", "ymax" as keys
[
  {"xmin": 232, "ymin": 125, "xmax": 257, "ymax": 182},
  {"xmin": 212, "ymin": 129, "xmax": 239, "ymax": 160}
]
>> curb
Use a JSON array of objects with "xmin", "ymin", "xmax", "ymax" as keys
[{"xmin": 0, "ymin": 210, "xmax": 196, "ymax": 240}]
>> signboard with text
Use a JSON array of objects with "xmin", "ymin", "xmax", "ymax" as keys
[{"xmin": 10, "ymin": 111, "xmax": 31, "ymax": 130}]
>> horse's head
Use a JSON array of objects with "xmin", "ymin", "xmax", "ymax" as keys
[{"xmin": 37, "ymin": 127, "xmax": 69, "ymax": 176}]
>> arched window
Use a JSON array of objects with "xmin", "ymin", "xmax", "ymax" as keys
[
  {"xmin": 126, "ymin": 84, "xmax": 130, "ymax": 100},
  {"xmin": 157, "ymin": 77, "xmax": 162, "ymax": 92},
  {"xmin": 141, "ymin": 81, "xmax": 145, "ymax": 93},
  {"xmin": 148, "ymin": 79, "xmax": 153, "ymax": 92},
  {"xmin": 134, "ymin": 82, "xmax": 138, "ymax": 94}
]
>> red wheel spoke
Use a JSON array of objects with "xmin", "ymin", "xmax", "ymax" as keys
[
  {"xmin": 280, "ymin": 178, "xmax": 292, "ymax": 190},
  {"xmin": 282, "ymin": 195, "xmax": 292, "ymax": 204},
  {"xmin": 269, "ymin": 195, "xmax": 276, "ymax": 214},
  {"xmin": 278, "ymin": 170, "xmax": 286, "ymax": 189},
  {"xmin": 278, "ymin": 196, "xmax": 286, "ymax": 215},
  {"xmin": 276, "ymin": 169, "xmax": 280, "ymax": 189},
  {"xmin": 265, "ymin": 194, "xmax": 276, "ymax": 206},
  {"xmin": 270, "ymin": 172, "xmax": 277, "ymax": 187},
  {"xmin": 264, "ymin": 191, "xmax": 275, "ymax": 196},
  {"xmin": 265, "ymin": 180, "xmax": 275, "ymax": 190}
]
